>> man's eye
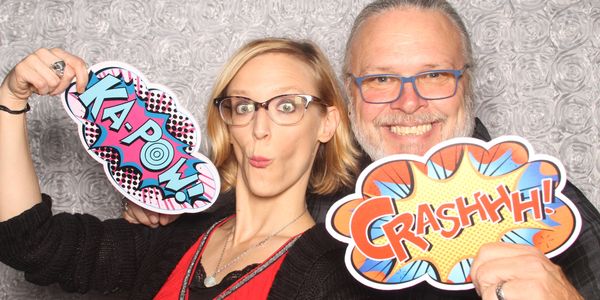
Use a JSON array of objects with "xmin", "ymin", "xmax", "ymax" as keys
[
  {"xmin": 277, "ymin": 102, "xmax": 296, "ymax": 113},
  {"xmin": 375, "ymin": 76, "xmax": 390, "ymax": 83},
  {"xmin": 235, "ymin": 103, "xmax": 254, "ymax": 114},
  {"xmin": 422, "ymin": 71, "xmax": 452, "ymax": 81}
]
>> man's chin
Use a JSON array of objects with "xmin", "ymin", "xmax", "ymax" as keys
[
  {"xmin": 387, "ymin": 143, "xmax": 428, "ymax": 156},
  {"xmin": 362, "ymin": 143, "xmax": 426, "ymax": 160}
]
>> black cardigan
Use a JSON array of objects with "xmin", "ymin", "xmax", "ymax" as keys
[{"xmin": 0, "ymin": 195, "xmax": 373, "ymax": 299}]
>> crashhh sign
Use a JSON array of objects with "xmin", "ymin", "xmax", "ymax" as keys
[
  {"xmin": 62, "ymin": 62, "xmax": 220, "ymax": 214},
  {"xmin": 326, "ymin": 136, "xmax": 581, "ymax": 291}
]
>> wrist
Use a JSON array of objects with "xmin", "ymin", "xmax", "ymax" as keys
[
  {"xmin": 0, "ymin": 100, "xmax": 28, "ymax": 112},
  {"xmin": 0, "ymin": 88, "xmax": 28, "ymax": 111},
  {"xmin": 0, "ymin": 103, "xmax": 30, "ymax": 114}
]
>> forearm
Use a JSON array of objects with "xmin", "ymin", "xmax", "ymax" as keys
[
  {"xmin": 0, "ymin": 88, "xmax": 41, "ymax": 221},
  {"xmin": 0, "ymin": 196, "xmax": 147, "ymax": 294}
]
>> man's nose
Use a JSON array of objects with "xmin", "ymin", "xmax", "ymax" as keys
[{"xmin": 389, "ymin": 81, "xmax": 428, "ymax": 114}]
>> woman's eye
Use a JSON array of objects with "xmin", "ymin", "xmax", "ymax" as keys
[
  {"xmin": 277, "ymin": 102, "xmax": 296, "ymax": 113},
  {"xmin": 235, "ymin": 103, "xmax": 254, "ymax": 114}
]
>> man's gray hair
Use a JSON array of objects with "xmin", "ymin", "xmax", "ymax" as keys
[
  {"xmin": 344, "ymin": 0, "xmax": 475, "ymax": 133},
  {"xmin": 343, "ymin": 0, "xmax": 473, "ymax": 77}
]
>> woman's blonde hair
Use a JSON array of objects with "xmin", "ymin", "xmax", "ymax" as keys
[{"xmin": 207, "ymin": 37, "xmax": 359, "ymax": 195}]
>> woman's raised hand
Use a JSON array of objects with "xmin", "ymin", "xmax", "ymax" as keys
[
  {"xmin": 0, "ymin": 48, "xmax": 88, "ymax": 221},
  {"xmin": 0, "ymin": 48, "xmax": 88, "ymax": 107}
]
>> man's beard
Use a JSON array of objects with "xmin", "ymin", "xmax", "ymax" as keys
[{"xmin": 349, "ymin": 96, "xmax": 475, "ymax": 161}]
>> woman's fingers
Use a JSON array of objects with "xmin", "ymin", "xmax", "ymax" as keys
[
  {"xmin": 2, "ymin": 48, "xmax": 88, "ymax": 102},
  {"xmin": 49, "ymin": 48, "xmax": 88, "ymax": 93}
]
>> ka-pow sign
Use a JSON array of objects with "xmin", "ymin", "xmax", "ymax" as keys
[
  {"xmin": 62, "ymin": 62, "xmax": 220, "ymax": 214},
  {"xmin": 326, "ymin": 136, "xmax": 581, "ymax": 291}
]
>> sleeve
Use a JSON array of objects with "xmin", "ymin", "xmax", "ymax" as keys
[
  {"xmin": 552, "ymin": 181, "xmax": 600, "ymax": 299},
  {"xmin": 0, "ymin": 194, "xmax": 151, "ymax": 294}
]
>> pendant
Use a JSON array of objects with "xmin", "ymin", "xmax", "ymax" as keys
[{"xmin": 204, "ymin": 276, "xmax": 217, "ymax": 288}]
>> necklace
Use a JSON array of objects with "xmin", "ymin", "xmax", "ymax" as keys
[{"xmin": 203, "ymin": 209, "xmax": 308, "ymax": 288}]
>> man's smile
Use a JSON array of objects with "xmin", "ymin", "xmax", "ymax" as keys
[{"xmin": 389, "ymin": 123, "xmax": 433, "ymax": 136}]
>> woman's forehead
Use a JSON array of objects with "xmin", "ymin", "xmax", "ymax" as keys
[{"xmin": 226, "ymin": 53, "xmax": 320, "ymax": 99}]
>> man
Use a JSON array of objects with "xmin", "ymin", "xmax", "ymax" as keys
[
  {"xmin": 340, "ymin": 0, "xmax": 599, "ymax": 299},
  {"xmin": 125, "ymin": 0, "xmax": 600, "ymax": 299}
]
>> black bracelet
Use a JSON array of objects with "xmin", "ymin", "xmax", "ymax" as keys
[{"xmin": 0, "ymin": 103, "xmax": 30, "ymax": 114}]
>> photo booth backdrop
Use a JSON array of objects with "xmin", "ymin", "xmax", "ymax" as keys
[{"xmin": 1, "ymin": 0, "xmax": 600, "ymax": 298}]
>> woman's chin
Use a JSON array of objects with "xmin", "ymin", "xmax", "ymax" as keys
[
  {"xmin": 238, "ymin": 173, "xmax": 282, "ymax": 199},
  {"xmin": 246, "ymin": 183, "xmax": 284, "ymax": 200}
]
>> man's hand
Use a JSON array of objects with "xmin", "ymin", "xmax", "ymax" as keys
[
  {"xmin": 122, "ymin": 199, "xmax": 179, "ymax": 228},
  {"xmin": 470, "ymin": 242, "xmax": 582, "ymax": 300}
]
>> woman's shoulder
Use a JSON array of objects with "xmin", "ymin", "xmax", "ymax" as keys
[
  {"xmin": 268, "ymin": 224, "xmax": 376, "ymax": 299},
  {"xmin": 276, "ymin": 223, "xmax": 344, "ymax": 273},
  {"xmin": 295, "ymin": 223, "xmax": 343, "ymax": 254}
]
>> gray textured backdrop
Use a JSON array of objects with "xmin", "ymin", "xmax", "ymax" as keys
[{"xmin": 1, "ymin": 0, "xmax": 600, "ymax": 299}]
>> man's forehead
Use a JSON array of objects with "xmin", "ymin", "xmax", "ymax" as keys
[
  {"xmin": 358, "ymin": 62, "xmax": 459, "ymax": 76},
  {"xmin": 349, "ymin": 8, "xmax": 464, "ymax": 73}
]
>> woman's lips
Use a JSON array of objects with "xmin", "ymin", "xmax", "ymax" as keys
[{"xmin": 249, "ymin": 156, "xmax": 272, "ymax": 168}]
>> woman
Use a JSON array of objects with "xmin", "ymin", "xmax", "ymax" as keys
[{"xmin": 0, "ymin": 39, "xmax": 367, "ymax": 299}]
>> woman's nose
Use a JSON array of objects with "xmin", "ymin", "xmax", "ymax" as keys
[{"xmin": 252, "ymin": 107, "xmax": 271, "ymax": 139}]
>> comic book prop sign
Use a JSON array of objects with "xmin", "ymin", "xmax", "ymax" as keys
[
  {"xmin": 326, "ymin": 136, "xmax": 581, "ymax": 291},
  {"xmin": 62, "ymin": 62, "xmax": 220, "ymax": 214}
]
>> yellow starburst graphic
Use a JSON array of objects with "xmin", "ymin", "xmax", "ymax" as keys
[
  {"xmin": 381, "ymin": 149, "xmax": 550, "ymax": 282},
  {"xmin": 326, "ymin": 137, "xmax": 582, "ymax": 292}
]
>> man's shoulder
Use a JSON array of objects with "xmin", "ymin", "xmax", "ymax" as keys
[{"xmin": 472, "ymin": 117, "xmax": 491, "ymax": 141}]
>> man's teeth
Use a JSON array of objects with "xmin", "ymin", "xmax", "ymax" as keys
[{"xmin": 390, "ymin": 124, "xmax": 432, "ymax": 136}]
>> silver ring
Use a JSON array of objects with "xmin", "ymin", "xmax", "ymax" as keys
[
  {"xmin": 121, "ymin": 199, "xmax": 129, "ymax": 212},
  {"xmin": 50, "ymin": 60, "xmax": 66, "ymax": 78},
  {"xmin": 495, "ymin": 281, "xmax": 506, "ymax": 300}
]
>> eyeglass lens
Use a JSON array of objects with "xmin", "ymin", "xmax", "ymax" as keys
[
  {"xmin": 360, "ymin": 71, "xmax": 460, "ymax": 102},
  {"xmin": 218, "ymin": 95, "xmax": 309, "ymax": 125}
]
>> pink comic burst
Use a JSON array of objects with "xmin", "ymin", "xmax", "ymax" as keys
[{"xmin": 62, "ymin": 61, "xmax": 220, "ymax": 214}]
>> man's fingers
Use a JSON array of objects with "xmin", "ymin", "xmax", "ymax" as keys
[
  {"xmin": 122, "ymin": 209, "xmax": 140, "ymax": 224},
  {"xmin": 480, "ymin": 278, "xmax": 564, "ymax": 300},
  {"xmin": 471, "ymin": 242, "xmax": 581, "ymax": 300},
  {"xmin": 148, "ymin": 212, "xmax": 159, "ymax": 225},
  {"xmin": 121, "ymin": 199, "xmax": 180, "ymax": 227},
  {"xmin": 159, "ymin": 214, "xmax": 179, "ymax": 226},
  {"xmin": 123, "ymin": 200, "xmax": 159, "ymax": 228},
  {"xmin": 474, "ymin": 254, "xmax": 551, "ymax": 282},
  {"xmin": 471, "ymin": 243, "xmax": 543, "ymax": 284}
]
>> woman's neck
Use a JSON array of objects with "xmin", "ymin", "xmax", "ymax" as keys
[{"xmin": 230, "ymin": 181, "xmax": 315, "ymax": 246}]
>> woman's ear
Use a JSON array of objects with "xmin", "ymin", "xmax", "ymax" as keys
[{"xmin": 318, "ymin": 106, "xmax": 340, "ymax": 143}]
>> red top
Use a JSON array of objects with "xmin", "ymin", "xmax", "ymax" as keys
[{"xmin": 155, "ymin": 216, "xmax": 300, "ymax": 299}]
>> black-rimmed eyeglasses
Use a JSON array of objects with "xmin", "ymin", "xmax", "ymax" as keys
[
  {"xmin": 351, "ymin": 67, "xmax": 468, "ymax": 103},
  {"xmin": 214, "ymin": 94, "xmax": 327, "ymax": 126}
]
